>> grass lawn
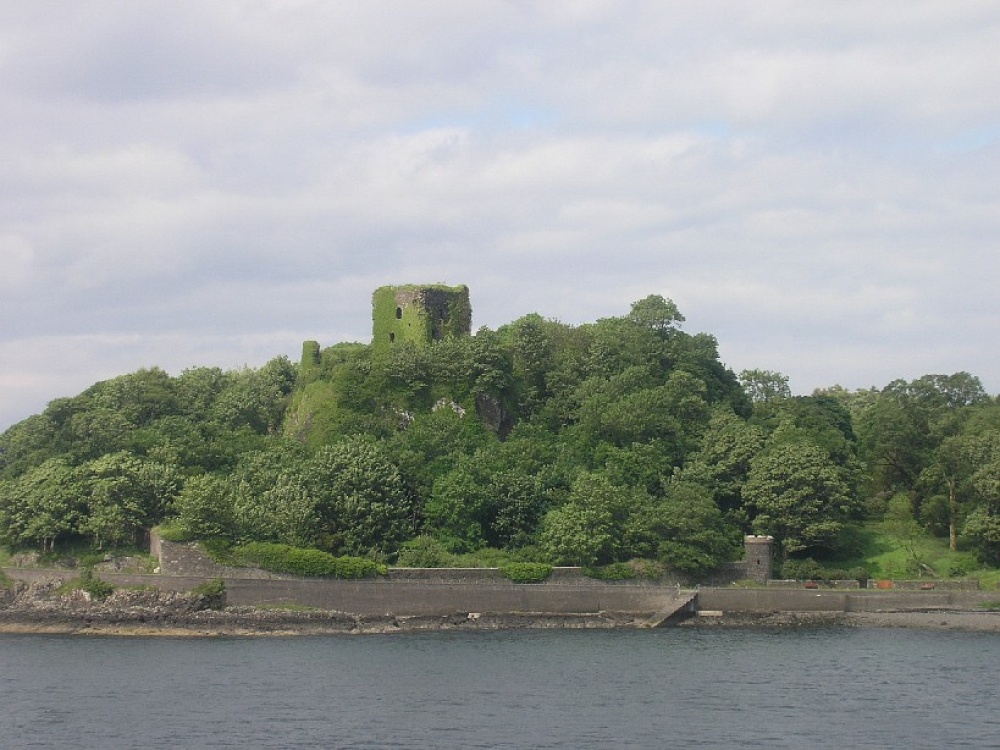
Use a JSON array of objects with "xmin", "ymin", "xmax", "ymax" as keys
[{"xmin": 828, "ymin": 520, "xmax": 994, "ymax": 584}]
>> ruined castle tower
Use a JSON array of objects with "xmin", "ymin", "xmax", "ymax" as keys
[{"xmin": 372, "ymin": 284, "xmax": 472, "ymax": 348}]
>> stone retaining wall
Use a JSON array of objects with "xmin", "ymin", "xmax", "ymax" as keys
[
  {"xmin": 6, "ymin": 568, "xmax": 996, "ymax": 620},
  {"xmin": 221, "ymin": 578, "xmax": 678, "ymax": 616},
  {"xmin": 696, "ymin": 587, "xmax": 997, "ymax": 613},
  {"xmin": 765, "ymin": 579, "xmax": 861, "ymax": 589},
  {"xmin": 149, "ymin": 532, "xmax": 687, "ymax": 590},
  {"xmin": 866, "ymin": 579, "xmax": 980, "ymax": 591},
  {"xmin": 1, "ymin": 567, "xmax": 679, "ymax": 617}
]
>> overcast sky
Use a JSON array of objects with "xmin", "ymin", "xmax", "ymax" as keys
[{"xmin": 2, "ymin": 1, "xmax": 998, "ymax": 431}]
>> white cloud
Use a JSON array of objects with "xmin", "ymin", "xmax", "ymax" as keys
[
  {"xmin": 1, "ymin": 1, "xmax": 999, "ymax": 431},
  {"xmin": 0, "ymin": 234, "xmax": 34, "ymax": 289}
]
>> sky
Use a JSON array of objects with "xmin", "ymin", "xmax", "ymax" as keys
[{"xmin": 1, "ymin": 1, "xmax": 998, "ymax": 432}]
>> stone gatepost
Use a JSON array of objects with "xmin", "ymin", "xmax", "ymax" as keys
[{"xmin": 744, "ymin": 535, "xmax": 774, "ymax": 583}]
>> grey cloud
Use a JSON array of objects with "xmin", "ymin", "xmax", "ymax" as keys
[
  {"xmin": 1, "ymin": 3, "xmax": 298, "ymax": 103},
  {"xmin": 1, "ymin": 2, "xmax": 998, "ymax": 430}
]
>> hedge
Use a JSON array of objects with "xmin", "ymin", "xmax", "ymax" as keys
[
  {"xmin": 499, "ymin": 562, "xmax": 553, "ymax": 583},
  {"xmin": 231, "ymin": 542, "xmax": 387, "ymax": 579}
]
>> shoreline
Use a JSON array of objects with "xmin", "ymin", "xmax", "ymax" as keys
[
  {"xmin": 3, "ymin": 607, "xmax": 1000, "ymax": 637},
  {"xmin": 0, "ymin": 608, "xmax": 649, "ymax": 637},
  {"xmin": 5, "ymin": 572, "xmax": 1000, "ymax": 637},
  {"xmin": 682, "ymin": 609, "xmax": 1000, "ymax": 632}
]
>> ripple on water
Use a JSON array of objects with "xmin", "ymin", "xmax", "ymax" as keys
[{"xmin": 0, "ymin": 629, "xmax": 998, "ymax": 749}]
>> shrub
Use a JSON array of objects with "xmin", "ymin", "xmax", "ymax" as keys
[
  {"xmin": 781, "ymin": 558, "xmax": 870, "ymax": 585},
  {"xmin": 0, "ymin": 569, "xmax": 12, "ymax": 589},
  {"xmin": 231, "ymin": 542, "xmax": 387, "ymax": 579},
  {"xmin": 499, "ymin": 562, "xmax": 553, "ymax": 583},
  {"xmin": 191, "ymin": 578, "xmax": 226, "ymax": 609},
  {"xmin": 155, "ymin": 522, "xmax": 193, "ymax": 543},
  {"xmin": 397, "ymin": 536, "xmax": 451, "ymax": 567},
  {"xmin": 451, "ymin": 548, "xmax": 519, "ymax": 568},
  {"xmin": 202, "ymin": 538, "xmax": 235, "ymax": 564},
  {"xmin": 192, "ymin": 577, "xmax": 225, "ymax": 597},
  {"xmin": 780, "ymin": 558, "xmax": 825, "ymax": 581},
  {"xmin": 948, "ymin": 553, "xmax": 978, "ymax": 577},
  {"xmin": 62, "ymin": 568, "xmax": 115, "ymax": 600},
  {"xmin": 584, "ymin": 562, "xmax": 638, "ymax": 581},
  {"xmin": 78, "ymin": 552, "xmax": 107, "ymax": 568},
  {"xmin": 628, "ymin": 559, "xmax": 667, "ymax": 580}
]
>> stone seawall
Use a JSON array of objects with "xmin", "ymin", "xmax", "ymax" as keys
[
  {"xmin": 5, "ymin": 570, "xmax": 998, "ymax": 634},
  {"xmin": 137, "ymin": 534, "xmax": 686, "ymax": 615},
  {"xmin": 222, "ymin": 577, "xmax": 678, "ymax": 616},
  {"xmin": 2, "ymin": 567, "xmax": 681, "ymax": 618},
  {"xmin": 696, "ymin": 587, "xmax": 998, "ymax": 613}
]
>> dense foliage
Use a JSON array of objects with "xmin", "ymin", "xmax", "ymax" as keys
[
  {"xmin": 499, "ymin": 562, "xmax": 553, "ymax": 583},
  {"xmin": 228, "ymin": 542, "xmax": 387, "ymax": 579},
  {"xmin": 3, "ymin": 294, "xmax": 1000, "ymax": 578}
]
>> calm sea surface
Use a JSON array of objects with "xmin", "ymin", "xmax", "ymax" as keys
[{"xmin": 1, "ymin": 627, "xmax": 998, "ymax": 749}]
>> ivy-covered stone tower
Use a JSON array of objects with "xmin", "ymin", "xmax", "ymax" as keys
[{"xmin": 372, "ymin": 284, "xmax": 472, "ymax": 348}]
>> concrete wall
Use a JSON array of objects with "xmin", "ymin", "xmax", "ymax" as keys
[
  {"xmin": 154, "ymin": 537, "xmax": 289, "ymax": 580},
  {"xmin": 221, "ymin": 578, "xmax": 677, "ymax": 615},
  {"xmin": 7, "ymin": 566, "xmax": 994, "ymax": 618},
  {"xmin": 765, "ymin": 579, "xmax": 861, "ymax": 589},
  {"xmin": 697, "ymin": 561, "xmax": 747, "ymax": 586},
  {"xmin": 696, "ymin": 587, "xmax": 998, "ymax": 613},
  {"xmin": 119, "ymin": 533, "xmax": 679, "ymax": 615},
  {"xmin": 1, "ymin": 567, "xmax": 678, "ymax": 617},
  {"xmin": 866, "ymin": 579, "xmax": 980, "ymax": 591}
]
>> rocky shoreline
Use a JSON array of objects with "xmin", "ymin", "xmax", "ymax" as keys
[
  {"xmin": 682, "ymin": 609, "xmax": 1000, "ymax": 632},
  {"xmin": 0, "ymin": 579, "xmax": 648, "ymax": 636},
  {"xmin": 3, "ymin": 578, "xmax": 1000, "ymax": 636}
]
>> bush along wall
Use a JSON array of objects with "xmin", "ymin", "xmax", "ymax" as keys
[
  {"xmin": 231, "ymin": 543, "xmax": 388, "ymax": 579},
  {"xmin": 499, "ymin": 562, "xmax": 553, "ymax": 583}
]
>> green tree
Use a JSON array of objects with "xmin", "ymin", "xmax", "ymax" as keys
[
  {"xmin": 570, "ymin": 367, "xmax": 709, "ymax": 465},
  {"xmin": 858, "ymin": 373, "xmax": 993, "ymax": 522},
  {"xmin": 585, "ymin": 316, "xmax": 661, "ymax": 379},
  {"xmin": 743, "ymin": 443, "xmax": 856, "ymax": 559},
  {"xmin": 212, "ymin": 357, "xmax": 297, "ymax": 434},
  {"xmin": 85, "ymin": 367, "xmax": 178, "ymax": 426},
  {"xmin": 310, "ymin": 436, "xmax": 414, "ymax": 559},
  {"xmin": 499, "ymin": 313, "xmax": 565, "ymax": 418},
  {"xmin": 539, "ymin": 472, "xmax": 647, "ymax": 566},
  {"xmin": 389, "ymin": 408, "xmax": 494, "ymax": 502},
  {"xmin": 425, "ymin": 425, "xmax": 569, "ymax": 552},
  {"xmin": 226, "ymin": 440, "xmax": 314, "ymax": 545},
  {"xmin": 78, "ymin": 452, "xmax": 181, "ymax": 548},
  {"xmin": 0, "ymin": 413, "xmax": 61, "ymax": 479},
  {"xmin": 0, "ymin": 458, "xmax": 83, "ymax": 549},
  {"xmin": 626, "ymin": 482, "xmax": 739, "ymax": 575},
  {"xmin": 173, "ymin": 474, "xmax": 235, "ymax": 541},
  {"xmin": 680, "ymin": 407, "xmax": 766, "ymax": 517},
  {"xmin": 918, "ymin": 433, "xmax": 979, "ymax": 550},
  {"xmin": 426, "ymin": 465, "xmax": 489, "ymax": 552},
  {"xmin": 739, "ymin": 369, "xmax": 791, "ymax": 405},
  {"xmin": 539, "ymin": 499, "xmax": 614, "ymax": 567},
  {"xmin": 627, "ymin": 294, "xmax": 685, "ymax": 337},
  {"xmin": 962, "ymin": 431, "xmax": 1000, "ymax": 564}
]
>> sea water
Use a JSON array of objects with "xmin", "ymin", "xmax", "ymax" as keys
[{"xmin": 1, "ymin": 628, "xmax": 998, "ymax": 749}]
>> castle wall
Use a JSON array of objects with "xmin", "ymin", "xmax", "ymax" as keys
[{"xmin": 371, "ymin": 284, "xmax": 471, "ymax": 348}]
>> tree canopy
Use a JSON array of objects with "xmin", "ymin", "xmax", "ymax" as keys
[{"xmin": 2, "ymin": 297, "xmax": 998, "ymax": 576}]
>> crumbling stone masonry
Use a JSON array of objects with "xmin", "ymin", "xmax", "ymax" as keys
[{"xmin": 372, "ymin": 284, "xmax": 472, "ymax": 349}]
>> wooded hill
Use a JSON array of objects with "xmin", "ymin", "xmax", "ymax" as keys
[{"xmin": 2, "ymin": 295, "xmax": 999, "ymax": 578}]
